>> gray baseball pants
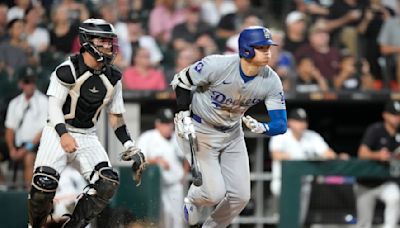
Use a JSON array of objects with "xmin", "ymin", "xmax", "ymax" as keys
[{"xmin": 177, "ymin": 119, "xmax": 251, "ymax": 228}]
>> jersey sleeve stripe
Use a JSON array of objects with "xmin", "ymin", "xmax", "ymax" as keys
[{"xmin": 185, "ymin": 70, "xmax": 194, "ymax": 85}]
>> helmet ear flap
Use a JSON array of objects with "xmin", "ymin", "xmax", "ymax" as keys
[{"xmin": 242, "ymin": 44, "xmax": 255, "ymax": 59}]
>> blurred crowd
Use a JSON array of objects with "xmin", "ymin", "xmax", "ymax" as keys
[{"xmin": 0, "ymin": 0, "xmax": 400, "ymax": 100}]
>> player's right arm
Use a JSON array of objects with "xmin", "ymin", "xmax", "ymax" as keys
[
  {"xmin": 243, "ymin": 72, "xmax": 287, "ymax": 136},
  {"xmin": 171, "ymin": 67, "xmax": 196, "ymax": 140},
  {"xmin": 171, "ymin": 56, "xmax": 217, "ymax": 139},
  {"xmin": 47, "ymin": 61, "xmax": 78, "ymax": 153}
]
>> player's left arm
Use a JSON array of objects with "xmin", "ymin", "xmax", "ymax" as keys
[
  {"xmin": 108, "ymin": 80, "xmax": 146, "ymax": 184},
  {"xmin": 243, "ymin": 74, "xmax": 287, "ymax": 136},
  {"xmin": 263, "ymin": 73, "xmax": 287, "ymax": 136},
  {"xmin": 107, "ymin": 81, "xmax": 136, "ymax": 149}
]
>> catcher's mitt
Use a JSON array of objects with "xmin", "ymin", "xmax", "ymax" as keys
[{"xmin": 121, "ymin": 147, "xmax": 147, "ymax": 186}]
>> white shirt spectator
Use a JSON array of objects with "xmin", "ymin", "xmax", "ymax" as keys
[
  {"xmin": 201, "ymin": 0, "xmax": 236, "ymax": 26},
  {"xmin": 137, "ymin": 128, "xmax": 185, "ymax": 228},
  {"xmin": 7, "ymin": 6, "xmax": 24, "ymax": 22},
  {"xmin": 27, "ymin": 27, "xmax": 50, "ymax": 54},
  {"xmin": 138, "ymin": 129, "xmax": 184, "ymax": 186},
  {"xmin": 120, "ymin": 35, "xmax": 163, "ymax": 66},
  {"xmin": 5, "ymin": 90, "xmax": 48, "ymax": 147},
  {"xmin": 269, "ymin": 128, "xmax": 329, "ymax": 195}
]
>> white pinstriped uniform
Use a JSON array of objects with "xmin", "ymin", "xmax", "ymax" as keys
[
  {"xmin": 35, "ymin": 126, "xmax": 111, "ymax": 180},
  {"xmin": 34, "ymin": 57, "xmax": 125, "ymax": 181}
]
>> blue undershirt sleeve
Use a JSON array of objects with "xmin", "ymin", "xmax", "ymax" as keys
[{"xmin": 263, "ymin": 109, "xmax": 287, "ymax": 136}]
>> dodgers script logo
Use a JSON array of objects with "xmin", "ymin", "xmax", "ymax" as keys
[{"xmin": 210, "ymin": 91, "xmax": 261, "ymax": 110}]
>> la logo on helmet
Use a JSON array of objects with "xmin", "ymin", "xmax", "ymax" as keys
[{"xmin": 263, "ymin": 28, "xmax": 271, "ymax": 40}]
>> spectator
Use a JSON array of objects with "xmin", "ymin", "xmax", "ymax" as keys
[
  {"xmin": 24, "ymin": 6, "xmax": 50, "ymax": 54},
  {"xmin": 128, "ymin": 0, "xmax": 154, "ymax": 29},
  {"xmin": 305, "ymin": 0, "xmax": 330, "ymax": 21},
  {"xmin": 325, "ymin": 0, "xmax": 364, "ymax": 56},
  {"xmin": 333, "ymin": 55, "xmax": 375, "ymax": 91},
  {"xmin": 283, "ymin": 11, "xmax": 308, "ymax": 54},
  {"xmin": 355, "ymin": 100, "xmax": 400, "ymax": 228},
  {"xmin": 288, "ymin": 0, "xmax": 330, "ymax": 20},
  {"xmin": 0, "ymin": 3, "xmax": 8, "ymax": 43},
  {"xmin": 0, "ymin": 18, "xmax": 30, "ymax": 77},
  {"xmin": 377, "ymin": 0, "xmax": 400, "ymax": 90},
  {"xmin": 269, "ymin": 108, "xmax": 348, "ymax": 226},
  {"xmin": 164, "ymin": 45, "xmax": 201, "ymax": 84},
  {"xmin": 7, "ymin": 0, "xmax": 30, "ymax": 22},
  {"xmin": 216, "ymin": 0, "xmax": 256, "ymax": 40},
  {"xmin": 4, "ymin": 66, "xmax": 48, "ymax": 189},
  {"xmin": 294, "ymin": 55, "xmax": 329, "ymax": 93},
  {"xmin": 295, "ymin": 21, "xmax": 341, "ymax": 84},
  {"xmin": 200, "ymin": 0, "xmax": 236, "ymax": 27},
  {"xmin": 269, "ymin": 28, "xmax": 296, "ymax": 92},
  {"xmin": 97, "ymin": 1, "xmax": 130, "ymax": 69},
  {"xmin": 357, "ymin": 0, "xmax": 394, "ymax": 83},
  {"xmin": 116, "ymin": 0, "xmax": 132, "ymax": 22},
  {"xmin": 137, "ymin": 108, "xmax": 188, "ymax": 228},
  {"xmin": 52, "ymin": 0, "xmax": 89, "ymax": 24},
  {"xmin": 148, "ymin": 0, "xmax": 186, "ymax": 46},
  {"xmin": 123, "ymin": 15, "xmax": 163, "ymax": 67},
  {"xmin": 171, "ymin": 5, "xmax": 217, "ymax": 55},
  {"xmin": 122, "ymin": 47, "xmax": 166, "ymax": 90},
  {"xmin": 49, "ymin": 5, "xmax": 79, "ymax": 56}
]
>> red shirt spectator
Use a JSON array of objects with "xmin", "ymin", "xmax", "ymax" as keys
[
  {"xmin": 295, "ymin": 21, "xmax": 341, "ymax": 82},
  {"xmin": 122, "ymin": 47, "xmax": 166, "ymax": 90},
  {"xmin": 148, "ymin": 0, "xmax": 186, "ymax": 45}
]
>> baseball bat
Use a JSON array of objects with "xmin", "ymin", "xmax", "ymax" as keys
[{"xmin": 188, "ymin": 133, "xmax": 202, "ymax": 186}]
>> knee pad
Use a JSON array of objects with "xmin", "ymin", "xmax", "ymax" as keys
[
  {"xmin": 31, "ymin": 166, "xmax": 60, "ymax": 193},
  {"xmin": 29, "ymin": 166, "xmax": 60, "ymax": 227},
  {"xmin": 92, "ymin": 162, "xmax": 119, "ymax": 200}
]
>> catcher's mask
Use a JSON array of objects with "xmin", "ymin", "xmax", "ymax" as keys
[{"xmin": 79, "ymin": 18, "xmax": 118, "ymax": 64}]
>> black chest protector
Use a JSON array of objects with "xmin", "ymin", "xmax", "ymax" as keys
[{"xmin": 56, "ymin": 54, "xmax": 121, "ymax": 128}]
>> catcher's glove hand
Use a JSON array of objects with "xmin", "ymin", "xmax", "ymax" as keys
[{"xmin": 121, "ymin": 146, "xmax": 147, "ymax": 186}]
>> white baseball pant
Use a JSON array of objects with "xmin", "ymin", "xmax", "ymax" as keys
[{"xmin": 34, "ymin": 125, "xmax": 111, "ymax": 181}]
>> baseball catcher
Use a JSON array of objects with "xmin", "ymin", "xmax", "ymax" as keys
[{"xmin": 27, "ymin": 19, "xmax": 145, "ymax": 228}]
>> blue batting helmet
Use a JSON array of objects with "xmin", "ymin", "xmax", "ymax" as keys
[{"xmin": 238, "ymin": 26, "xmax": 277, "ymax": 59}]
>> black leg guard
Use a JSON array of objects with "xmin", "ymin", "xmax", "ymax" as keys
[
  {"xmin": 28, "ymin": 166, "xmax": 60, "ymax": 228},
  {"xmin": 63, "ymin": 162, "xmax": 119, "ymax": 228}
]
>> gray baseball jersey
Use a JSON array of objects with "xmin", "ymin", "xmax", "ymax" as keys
[
  {"xmin": 175, "ymin": 54, "xmax": 286, "ymax": 227},
  {"xmin": 188, "ymin": 54, "xmax": 286, "ymax": 128}
]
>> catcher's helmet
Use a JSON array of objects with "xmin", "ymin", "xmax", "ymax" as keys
[
  {"xmin": 79, "ymin": 18, "xmax": 117, "ymax": 63},
  {"xmin": 238, "ymin": 26, "xmax": 277, "ymax": 59}
]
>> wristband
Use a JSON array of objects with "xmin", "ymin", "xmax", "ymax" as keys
[
  {"xmin": 123, "ymin": 140, "xmax": 135, "ymax": 150},
  {"xmin": 115, "ymin": 125, "xmax": 132, "ymax": 145},
  {"xmin": 55, "ymin": 123, "xmax": 68, "ymax": 137}
]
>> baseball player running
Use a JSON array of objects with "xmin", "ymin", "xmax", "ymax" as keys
[
  {"xmin": 172, "ymin": 26, "xmax": 288, "ymax": 227},
  {"xmin": 27, "ymin": 19, "xmax": 145, "ymax": 228}
]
